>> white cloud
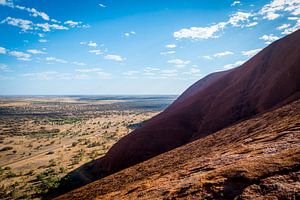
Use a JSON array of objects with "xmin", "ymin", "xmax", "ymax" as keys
[
  {"xmin": 0, "ymin": 1, "xmax": 50, "ymax": 21},
  {"xmin": 1, "ymin": 17, "xmax": 70, "ymax": 32},
  {"xmin": 21, "ymin": 69, "xmax": 108, "ymax": 80},
  {"xmin": 277, "ymin": 23, "xmax": 291, "ymax": 30},
  {"xmin": 104, "ymin": 54, "xmax": 125, "ymax": 62},
  {"xmin": 9, "ymin": 51, "xmax": 31, "ymax": 61},
  {"xmin": 64, "ymin": 20, "xmax": 89, "ymax": 28},
  {"xmin": 81, "ymin": 41, "xmax": 98, "ymax": 47},
  {"xmin": 0, "ymin": 0, "xmax": 13, "ymax": 6},
  {"xmin": 1, "ymin": 17, "xmax": 33, "ymax": 31},
  {"xmin": 45, "ymin": 57, "xmax": 85, "ymax": 66},
  {"xmin": 46, "ymin": 57, "xmax": 67, "ymax": 64},
  {"xmin": 203, "ymin": 55, "xmax": 212, "ymax": 60},
  {"xmin": 123, "ymin": 70, "xmax": 139, "ymax": 75},
  {"xmin": 231, "ymin": 1, "xmax": 241, "ymax": 6},
  {"xmin": 264, "ymin": 12, "xmax": 280, "ymax": 20},
  {"xmin": 242, "ymin": 48, "xmax": 262, "ymax": 57},
  {"xmin": 27, "ymin": 49, "xmax": 46, "ymax": 54},
  {"xmin": 15, "ymin": 5, "xmax": 49, "ymax": 21},
  {"xmin": 39, "ymin": 39, "xmax": 47, "ymax": 43},
  {"xmin": 166, "ymin": 44, "xmax": 176, "ymax": 48},
  {"xmin": 161, "ymin": 69, "xmax": 177, "ymax": 73},
  {"xmin": 288, "ymin": 17, "xmax": 299, "ymax": 20},
  {"xmin": 293, "ymin": 7, "xmax": 300, "ymax": 15},
  {"xmin": 260, "ymin": 0, "xmax": 300, "ymax": 20},
  {"xmin": 123, "ymin": 70, "xmax": 139, "ymax": 78},
  {"xmin": 99, "ymin": 3, "xmax": 106, "ymax": 8},
  {"xmin": 21, "ymin": 71, "xmax": 71, "ymax": 80},
  {"xmin": 81, "ymin": 24, "xmax": 90, "ymax": 29},
  {"xmin": 72, "ymin": 61, "xmax": 86, "ymax": 66},
  {"xmin": 76, "ymin": 68, "xmax": 102, "ymax": 72},
  {"xmin": 124, "ymin": 66, "xmax": 203, "ymax": 80},
  {"xmin": 0, "ymin": 47, "xmax": 6, "ymax": 54},
  {"xmin": 213, "ymin": 51, "xmax": 234, "ymax": 57},
  {"xmin": 259, "ymin": 34, "xmax": 280, "ymax": 44},
  {"xmin": 76, "ymin": 67, "xmax": 112, "ymax": 79},
  {"xmin": 228, "ymin": 12, "xmax": 253, "ymax": 27},
  {"xmin": 173, "ymin": 0, "xmax": 296, "ymax": 41},
  {"xmin": 245, "ymin": 22, "xmax": 258, "ymax": 27},
  {"xmin": 174, "ymin": 22, "xmax": 226, "ymax": 40},
  {"xmin": 50, "ymin": 19, "xmax": 60, "ymax": 23},
  {"xmin": 160, "ymin": 69, "xmax": 178, "ymax": 77},
  {"xmin": 124, "ymin": 31, "xmax": 136, "ymax": 37},
  {"xmin": 223, "ymin": 60, "xmax": 245, "ymax": 69},
  {"xmin": 89, "ymin": 49, "xmax": 102, "ymax": 55},
  {"xmin": 173, "ymin": 11, "xmax": 254, "ymax": 40},
  {"xmin": 144, "ymin": 67, "xmax": 160, "ymax": 72},
  {"xmin": 88, "ymin": 41, "xmax": 97, "ymax": 47},
  {"xmin": 167, "ymin": 59, "xmax": 190, "ymax": 68},
  {"xmin": 281, "ymin": 18, "xmax": 300, "ymax": 35},
  {"xmin": 203, "ymin": 51, "xmax": 234, "ymax": 60},
  {"xmin": 143, "ymin": 67, "xmax": 167, "ymax": 78},
  {"xmin": 0, "ymin": 64, "xmax": 9, "ymax": 71},
  {"xmin": 64, "ymin": 20, "xmax": 79, "ymax": 27},
  {"xmin": 183, "ymin": 67, "xmax": 201, "ymax": 75},
  {"xmin": 160, "ymin": 51, "xmax": 175, "ymax": 55},
  {"xmin": 0, "ymin": 1, "xmax": 83, "ymax": 32},
  {"xmin": 36, "ymin": 23, "xmax": 68, "ymax": 32}
]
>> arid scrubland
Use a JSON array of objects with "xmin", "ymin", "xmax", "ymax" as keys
[{"xmin": 0, "ymin": 96, "xmax": 174, "ymax": 199}]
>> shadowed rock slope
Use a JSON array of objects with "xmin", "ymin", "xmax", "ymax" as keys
[
  {"xmin": 91, "ymin": 30, "xmax": 300, "ymax": 177},
  {"xmin": 56, "ymin": 98, "xmax": 300, "ymax": 200}
]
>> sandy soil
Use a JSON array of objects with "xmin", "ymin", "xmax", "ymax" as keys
[{"xmin": 0, "ymin": 97, "xmax": 162, "ymax": 199}]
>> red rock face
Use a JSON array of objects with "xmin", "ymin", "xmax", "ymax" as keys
[
  {"xmin": 56, "ymin": 100, "xmax": 300, "ymax": 200},
  {"xmin": 91, "ymin": 30, "xmax": 300, "ymax": 177}
]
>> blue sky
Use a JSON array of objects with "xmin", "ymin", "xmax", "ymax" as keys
[{"xmin": 0, "ymin": 0, "xmax": 299, "ymax": 95}]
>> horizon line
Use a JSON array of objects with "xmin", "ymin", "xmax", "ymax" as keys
[{"xmin": 0, "ymin": 94, "xmax": 179, "ymax": 96}]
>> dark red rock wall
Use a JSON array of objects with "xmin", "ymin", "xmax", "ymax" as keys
[{"xmin": 91, "ymin": 30, "xmax": 300, "ymax": 177}]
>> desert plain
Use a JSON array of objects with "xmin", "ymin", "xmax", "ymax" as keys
[{"xmin": 0, "ymin": 95, "xmax": 175, "ymax": 199}]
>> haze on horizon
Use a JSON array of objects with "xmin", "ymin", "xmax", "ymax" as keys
[{"xmin": 0, "ymin": 0, "xmax": 299, "ymax": 95}]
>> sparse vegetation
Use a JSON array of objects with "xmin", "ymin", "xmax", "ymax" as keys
[
  {"xmin": 35, "ymin": 169, "xmax": 61, "ymax": 194},
  {"xmin": 0, "ymin": 96, "xmax": 170, "ymax": 199}
]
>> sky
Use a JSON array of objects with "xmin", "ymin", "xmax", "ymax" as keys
[{"xmin": 0, "ymin": 0, "xmax": 299, "ymax": 95}]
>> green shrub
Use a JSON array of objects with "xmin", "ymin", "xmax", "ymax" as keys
[
  {"xmin": 59, "ymin": 167, "xmax": 66, "ymax": 173},
  {"xmin": 6, "ymin": 170, "xmax": 17, "ymax": 178},
  {"xmin": 35, "ymin": 174, "xmax": 61, "ymax": 194}
]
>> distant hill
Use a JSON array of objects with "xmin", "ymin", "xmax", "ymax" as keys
[{"xmin": 89, "ymin": 30, "xmax": 300, "ymax": 178}]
